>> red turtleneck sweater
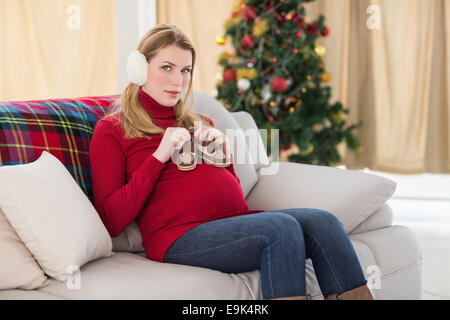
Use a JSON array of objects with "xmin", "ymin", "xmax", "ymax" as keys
[{"xmin": 89, "ymin": 89, "xmax": 263, "ymax": 262}]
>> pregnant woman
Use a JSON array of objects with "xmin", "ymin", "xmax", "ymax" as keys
[{"xmin": 89, "ymin": 24, "xmax": 373, "ymax": 300}]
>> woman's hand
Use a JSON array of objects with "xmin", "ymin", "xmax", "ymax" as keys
[
  {"xmin": 153, "ymin": 127, "xmax": 191, "ymax": 163},
  {"xmin": 194, "ymin": 127, "xmax": 231, "ymax": 158}
]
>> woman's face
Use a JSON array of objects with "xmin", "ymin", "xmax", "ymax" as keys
[{"xmin": 142, "ymin": 44, "xmax": 193, "ymax": 107}]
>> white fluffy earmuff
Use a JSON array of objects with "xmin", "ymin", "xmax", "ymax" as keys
[{"xmin": 126, "ymin": 50, "xmax": 148, "ymax": 86}]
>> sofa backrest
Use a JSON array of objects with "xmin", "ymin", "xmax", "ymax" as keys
[{"xmin": 0, "ymin": 91, "xmax": 262, "ymax": 203}]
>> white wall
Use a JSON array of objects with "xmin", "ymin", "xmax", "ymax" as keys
[{"xmin": 115, "ymin": 0, "xmax": 156, "ymax": 92}]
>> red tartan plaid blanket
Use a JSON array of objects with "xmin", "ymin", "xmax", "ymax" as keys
[{"xmin": 0, "ymin": 94, "xmax": 120, "ymax": 204}]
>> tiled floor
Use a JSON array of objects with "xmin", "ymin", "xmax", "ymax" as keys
[{"xmin": 362, "ymin": 169, "xmax": 450, "ymax": 300}]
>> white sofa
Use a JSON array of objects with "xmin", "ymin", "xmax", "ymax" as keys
[{"xmin": 0, "ymin": 92, "xmax": 423, "ymax": 300}]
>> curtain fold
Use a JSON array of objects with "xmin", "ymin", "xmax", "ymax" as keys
[{"xmin": 0, "ymin": 0, "xmax": 117, "ymax": 101}]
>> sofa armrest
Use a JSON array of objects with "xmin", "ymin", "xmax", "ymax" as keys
[{"xmin": 245, "ymin": 162, "xmax": 396, "ymax": 234}]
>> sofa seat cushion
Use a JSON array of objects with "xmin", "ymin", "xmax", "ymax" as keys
[
  {"xmin": 0, "ymin": 289, "xmax": 63, "ymax": 300},
  {"xmin": 37, "ymin": 252, "xmax": 262, "ymax": 300},
  {"xmin": 35, "ymin": 225, "xmax": 422, "ymax": 300}
]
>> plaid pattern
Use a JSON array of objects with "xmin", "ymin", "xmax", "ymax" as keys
[{"xmin": 0, "ymin": 94, "xmax": 119, "ymax": 204}]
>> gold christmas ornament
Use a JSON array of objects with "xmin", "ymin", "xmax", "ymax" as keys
[
  {"xmin": 321, "ymin": 71, "xmax": 332, "ymax": 82},
  {"xmin": 216, "ymin": 35, "xmax": 227, "ymax": 45},
  {"xmin": 236, "ymin": 68, "xmax": 257, "ymax": 80},
  {"xmin": 224, "ymin": 16, "xmax": 242, "ymax": 29},
  {"xmin": 314, "ymin": 44, "xmax": 326, "ymax": 57},
  {"xmin": 253, "ymin": 20, "xmax": 269, "ymax": 37},
  {"xmin": 217, "ymin": 52, "xmax": 232, "ymax": 64}
]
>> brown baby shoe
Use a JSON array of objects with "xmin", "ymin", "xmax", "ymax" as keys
[
  {"xmin": 176, "ymin": 140, "xmax": 197, "ymax": 171},
  {"xmin": 194, "ymin": 138, "xmax": 231, "ymax": 168}
]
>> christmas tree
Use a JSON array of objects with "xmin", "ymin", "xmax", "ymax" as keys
[{"xmin": 214, "ymin": 0, "xmax": 362, "ymax": 166}]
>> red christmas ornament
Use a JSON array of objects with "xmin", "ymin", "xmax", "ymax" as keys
[
  {"xmin": 243, "ymin": 6, "xmax": 257, "ymax": 21},
  {"xmin": 241, "ymin": 34, "xmax": 256, "ymax": 49},
  {"xmin": 321, "ymin": 27, "xmax": 330, "ymax": 36},
  {"xmin": 223, "ymin": 69, "xmax": 236, "ymax": 83},
  {"xmin": 274, "ymin": 11, "xmax": 286, "ymax": 26},
  {"xmin": 306, "ymin": 23, "xmax": 318, "ymax": 35},
  {"xmin": 291, "ymin": 13, "xmax": 305, "ymax": 29},
  {"xmin": 265, "ymin": 0, "xmax": 273, "ymax": 11},
  {"xmin": 271, "ymin": 77, "xmax": 287, "ymax": 93}
]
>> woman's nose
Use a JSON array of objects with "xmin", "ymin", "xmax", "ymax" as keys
[{"xmin": 171, "ymin": 71, "xmax": 183, "ymax": 86}]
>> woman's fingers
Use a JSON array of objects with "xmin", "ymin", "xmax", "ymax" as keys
[{"xmin": 194, "ymin": 128, "xmax": 228, "ymax": 148}]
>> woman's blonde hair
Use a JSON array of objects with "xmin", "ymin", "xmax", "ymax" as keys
[{"xmin": 107, "ymin": 24, "xmax": 213, "ymax": 140}]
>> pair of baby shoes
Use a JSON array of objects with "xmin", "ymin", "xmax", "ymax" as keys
[{"xmin": 175, "ymin": 137, "xmax": 231, "ymax": 171}]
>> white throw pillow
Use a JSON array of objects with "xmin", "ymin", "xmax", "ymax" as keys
[
  {"xmin": 0, "ymin": 207, "xmax": 51, "ymax": 290},
  {"xmin": 245, "ymin": 162, "xmax": 397, "ymax": 233},
  {"xmin": 0, "ymin": 151, "xmax": 113, "ymax": 282}
]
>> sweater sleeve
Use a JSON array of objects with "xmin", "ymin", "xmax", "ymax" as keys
[{"xmin": 89, "ymin": 118, "xmax": 166, "ymax": 237}]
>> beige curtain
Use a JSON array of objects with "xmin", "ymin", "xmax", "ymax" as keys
[
  {"xmin": 0, "ymin": 0, "xmax": 117, "ymax": 101},
  {"xmin": 158, "ymin": 0, "xmax": 449, "ymax": 173}
]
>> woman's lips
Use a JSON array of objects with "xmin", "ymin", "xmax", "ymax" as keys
[{"xmin": 165, "ymin": 91, "xmax": 180, "ymax": 97}]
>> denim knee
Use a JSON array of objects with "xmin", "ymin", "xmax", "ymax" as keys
[
  {"xmin": 261, "ymin": 212, "xmax": 303, "ymax": 243},
  {"xmin": 302, "ymin": 209, "xmax": 346, "ymax": 234}
]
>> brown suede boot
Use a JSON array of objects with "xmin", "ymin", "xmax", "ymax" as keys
[{"xmin": 325, "ymin": 283, "xmax": 374, "ymax": 300}]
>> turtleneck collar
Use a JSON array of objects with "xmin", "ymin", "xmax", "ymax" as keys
[{"xmin": 139, "ymin": 88, "xmax": 176, "ymax": 119}]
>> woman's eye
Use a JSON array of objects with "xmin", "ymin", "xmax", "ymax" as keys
[{"xmin": 162, "ymin": 66, "xmax": 191, "ymax": 73}]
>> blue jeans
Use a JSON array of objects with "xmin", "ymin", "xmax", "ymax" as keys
[{"xmin": 163, "ymin": 208, "xmax": 367, "ymax": 299}]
